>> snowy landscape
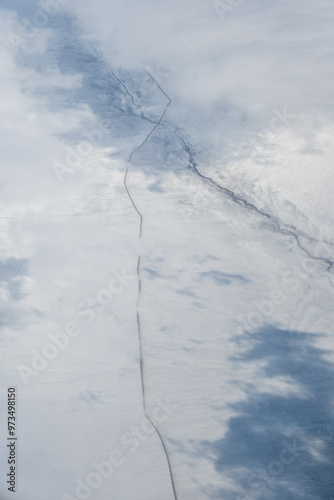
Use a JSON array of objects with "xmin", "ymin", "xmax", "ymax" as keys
[{"xmin": 0, "ymin": 1, "xmax": 334, "ymax": 499}]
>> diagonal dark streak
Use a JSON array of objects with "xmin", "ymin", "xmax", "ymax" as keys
[
  {"xmin": 89, "ymin": 42, "xmax": 178, "ymax": 498},
  {"xmin": 177, "ymin": 135, "xmax": 334, "ymax": 276},
  {"xmin": 92, "ymin": 43, "xmax": 333, "ymax": 498},
  {"xmin": 128, "ymin": 72, "xmax": 171, "ymax": 163},
  {"xmin": 125, "ymin": 67, "xmax": 334, "ymax": 498},
  {"xmin": 89, "ymin": 43, "xmax": 158, "ymax": 125}
]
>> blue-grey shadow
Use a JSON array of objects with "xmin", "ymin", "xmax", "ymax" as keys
[
  {"xmin": 200, "ymin": 270, "xmax": 251, "ymax": 286},
  {"xmin": 0, "ymin": 258, "xmax": 28, "ymax": 300},
  {"xmin": 200, "ymin": 326, "xmax": 334, "ymax": 499}
]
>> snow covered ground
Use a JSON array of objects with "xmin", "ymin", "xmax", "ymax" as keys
[{"xmin": 0, "ymin": 1, "xmax": 334, "ymax": 499}]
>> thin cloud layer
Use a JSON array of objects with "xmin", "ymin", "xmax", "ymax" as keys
[
  {"xmin": 1, "ymin": 2, "xmax": 334, "ymax": 498},
  {"xmin": 64, "ymin": 0, "xmax": 334, "ymax": 116},
  {"xmin": 58, "ymin": 0, "xmax": 334, "ymax": 238}
]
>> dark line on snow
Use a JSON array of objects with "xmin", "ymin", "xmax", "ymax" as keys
[
  {"xmin": 128, "ymin": 72, "xmax": 171, "ymax": 163},
  {"xmin": 124, "ymin": 169, "xmax": 178, "ymax": 500},
  {"xmin": 101, "ymin": 47, "xmax": 334, "ymax": 500},
  {"xmin": 91, "ymin": 44, "xmax": 178, "ymax": 499},
  {"xmin": 125, "ymin": 69, "xmax": 334, "ymax": 499},
  {"xmin": 124, "ymin": 72, "xmax": 178, "ymax": 500},
  {"xmin": 176, "ymin": 134, "xmax": 334, "ymax": 276},
  {"xmin": 89, "ymin": 43, "xmax": 158, "ymax": 125}
]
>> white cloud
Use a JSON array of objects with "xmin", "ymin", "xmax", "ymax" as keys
[
  {"xmin": 63, "ymin": 0, "xmax": 334, "ymax": 116},
  {"xmin": 1, "ymin": 2, "xmax": 334, "ymax": 498},
  {"xmin": 54, "ymin": 0, "xmax": 334, "ymax": 240}
]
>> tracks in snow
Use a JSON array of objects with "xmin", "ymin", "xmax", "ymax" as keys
[
  {"xmin": 124, "ymin": 76, "xmax": 178, "ymax": 499},
  {"xmin": 89, "ymin": 40, "xmax": 178, "ymax": 498},
  {"xmin": 124, "ymin": 64, "xmax": 334, "ymax": 500},
  {"xmin": 92, "ymin": 42, "xmax": 334, "ymax": 499}
]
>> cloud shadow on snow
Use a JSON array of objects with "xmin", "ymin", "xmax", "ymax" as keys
[
  {"xmin": 200, "ymin": 326, "xmax": 334, "ymax": 499},
  {"xmin": 200, "ymin": 271, "xmax": 251, "ymax": 286},
  {"xmin": 0, "ymin": 257, "xmax": 28, "ymax": 300}
]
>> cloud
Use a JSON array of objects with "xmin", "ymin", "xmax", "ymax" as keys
[
  {"xmin": 52, "ymin": 0, "xmax": 334, "ymax": 238},
  {"xmin": 1, "ymin": 2, "xmax": 334, "ymax": 498},
  {"xmin": 63, "ymin": 0, "xmax": 334, "ymax": 115}
]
